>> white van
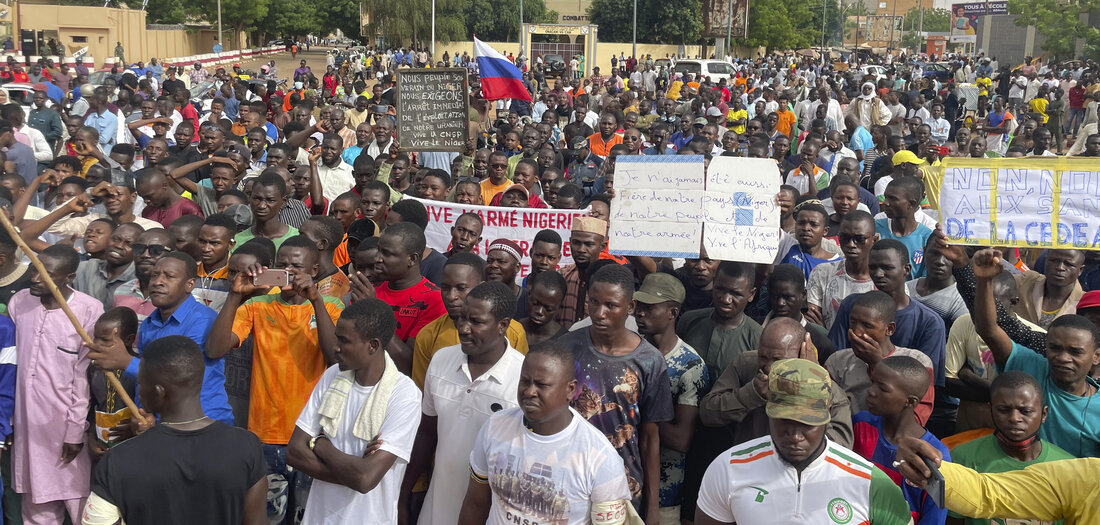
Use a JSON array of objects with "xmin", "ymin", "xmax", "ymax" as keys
[{"xmin": 673, "ymin": 59, "xmax": 736, "ymax": 82}]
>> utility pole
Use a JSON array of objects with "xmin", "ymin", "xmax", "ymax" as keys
[
  {"xmin": 726, "ymin": 0, "xmax": 733, "ymax": 56},
  {"xmin": 821, "ymin": 0, "xmax": 827, "ymax": 49},
  {"xmin": 519, "ymin": 0, "xmax": 524, "ymax": 56},
  {"xmin": 431, "ymin": 0, "xmax": 435, "ymax": 60},
  {"xmin": 217, "ymin": 0, "xmax": 222, "ymax": 51},
  {"xmin": 890, "ymin": 0, "xmax": 898, "ymax": 53},
  {"xmin": 632, "ymin": 0, "xmax": 637, "ymax": 59},
  {"xmin": 917, "ymin": 0, "xmax": 924, "ymax": 52}
]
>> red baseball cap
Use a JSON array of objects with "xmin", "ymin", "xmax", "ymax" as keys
[{"xmin": 1078, "ymin": 291, "xmax": 1100, "ymax": 311}]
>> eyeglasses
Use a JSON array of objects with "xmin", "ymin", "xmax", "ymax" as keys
[
  {"xmin": 131, "ymin": 244, "xmax": 173, "ymax": 257},
  {"xmin": 837, "ymin": 234, "xmax": 871, "ymax": 245}
]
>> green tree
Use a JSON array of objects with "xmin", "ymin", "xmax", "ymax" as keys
[
  {"xmin": 194, "ymin": 0, "xmax": 269, "ymax": 43},
  {"xmin": 317, "ymin": 0, "xmax": 361, "ymax": 40},
  {"xmin": 465, "ymin": 0, "xmax": 556, "ymax": 42},
  {"xmin": 1008, "ymin": 0, "xmax": 1100, "ymax": 60},
  {"xmin": 262, "ymin": 0, "xmax": 319, "ymax": 38},
  {"xmin": 644, "ymin": 0, "xmax": 703, "ymax": 44},
  {"xmin": 898, "ymin": 7, "xmax": 949, "ymax": 49},
  {"xmin": 586, "ymin": 0, "xmax": 634, "ymax": 42},
  {"xmin": 588, "ymin": 0, "xmax": 701, "ymax": 44},
  {"xmin": 807, "ymin": 0, "xmax": 849, "ymax": 47},
  {"xmin": 736, "ymin": 0, "xmax": 814, "ymax": 52},
  {"xmin": 144, "ymin": 0, "xmax": 193, "ymax": 25},
  {"xmin": 362, "ymin": 0, "xmax": 428, "ymax": 46}
]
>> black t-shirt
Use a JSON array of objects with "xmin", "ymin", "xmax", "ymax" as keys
[
  {"xmin": 161, "ymin": 79, "xmax": 186, "ymax": 96},
  {"xmin": 421, "ymin": 249, "xmax": 447, "ymax": 286},
  {"xmin": 91, "ymin": 422, "xmax": 265, "ymax": 525},
  {"xmin": 118, "ymin": 74, "xmax": 138, "ymax": 93}
]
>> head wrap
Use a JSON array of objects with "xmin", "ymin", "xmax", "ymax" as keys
[{"xmin": 859, "ymin": 82, "xmax": 877, "ymax": 101}]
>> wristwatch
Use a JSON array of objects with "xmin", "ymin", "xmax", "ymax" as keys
[{"xmin": 308, "ymin": 436, "xmax": 319, "ymax": 451}]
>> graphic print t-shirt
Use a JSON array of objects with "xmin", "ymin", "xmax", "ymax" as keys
[
  {"xmin": 375, "ymin": 277, "xmax": 446, "ymax": 341},
  {"xmin": 557, "ymin": 328, "xmax": 675, "ymax": 506},
  {"xmin": 470, "ymin": 407, "xmax": 632, "ymax": 525}
]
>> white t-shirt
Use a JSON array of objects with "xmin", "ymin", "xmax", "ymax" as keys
[
  {"xmin": 807, "ymin": 260, "xmax": 876, "ymax": 329},
  {"xmin": 295, "ymin": 365, "xmax": 422, "ymax": 525},
  {"xmin": 420, "ymin": 344, "xmax": 525, "ymax": 525},
  {"xmin": 470, "ymin": 407, "xmax": 632, "ymax": 525}
]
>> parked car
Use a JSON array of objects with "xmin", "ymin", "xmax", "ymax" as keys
[
  {"xmin": 3, "ymin": 83, "xmax": 37, "ymax": 120},
  {"xmin": 918, "ymin": 62, "xmax": 952, "ymax": 82},
  {"xmin": 543, "ymin": 54, "xmax": 566, "ymax": 78},
  {"xmin": 856, "ymin": 64, "xmax": 888, "ymax": 84},
  {"xmin": 674, "ymin": 59, "xmax": 736, "ymax": 82}
]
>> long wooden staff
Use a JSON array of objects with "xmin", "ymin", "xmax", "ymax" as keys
[{"xmin": 0, "ymin": 212, "xmax": 143, "ymax": 418}]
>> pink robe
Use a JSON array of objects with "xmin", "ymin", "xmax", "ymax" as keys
[{"xmin": 9, "ymin": 289, "xmax": 102, "ymax": 504}]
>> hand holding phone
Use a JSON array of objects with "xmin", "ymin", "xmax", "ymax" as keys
[
  {"xmin": 254, "ymin": 269, "xmax": 291, "ymax": 287},
  {"xmin": 922, "ymin": 456, "xmax": 945, "ymax": 508}
]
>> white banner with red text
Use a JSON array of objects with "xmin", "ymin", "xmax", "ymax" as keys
[{"xmin": 409, "ymin": 197, "xmax": 591, "ymax": 280}]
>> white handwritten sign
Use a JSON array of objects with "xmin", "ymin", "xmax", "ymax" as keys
[
  {"xmin": 609, "ymin": 156, "xmax": 706, "ymax": 257},
  {"xmin": 938, "ymin": 157, "xmax": 1100, "ymax": 250},
  {"xmin": 702, "ymin": 157, "xmax": 782, "ymax": 263}
]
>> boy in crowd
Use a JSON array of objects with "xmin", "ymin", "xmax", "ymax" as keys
[
  {"xmin": 518, "ymin": 270, "xmax": 569, "ymax": 346},
  {"xmin": 825, "ymin": 290, "xmax": 936, "ymax": 422},
  {"xmin": 851, "ymin": 355, "xmax": 949, "ymax": 525},
  {"xmin": 947, "ymin": 371, "xmax": 1074, "ymax": 525},
  {"xmin": 875, "ymin": 177, "xmax": 933, "ymax": 279},
  {"xmin": 555, "ymin": 264, "xmax": 674, "ymax": 520}
]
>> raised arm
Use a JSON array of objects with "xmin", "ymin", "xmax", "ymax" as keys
[
  {"xmin": 935, "ymin": 225, "xmax": 1046, "ymax": 353},
  {"xmin": 14, "ymin": 170, "xmax": 59, "ymax": 225},
  {"xmin": 306, "ymin": 149, "xmax": 326, "ymax": 215},
  {"xmin": 18, "ymin": 194, "xmax": 92, "ymax": 251},
  {"xmin": 971, "ymin": 249, "xmax": 1015, "ymax": 369},
  {"xmin": 207, "ymin": 267, "xmax": 268, "ymax": 359},
  {"xmin": 167, "ymin": 157, "xmax": 217, "ymax": 195}
]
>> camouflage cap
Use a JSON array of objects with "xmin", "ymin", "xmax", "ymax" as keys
[{"xmin": 765, "ymin": 358, "xmax": 832, "ymax": 426}]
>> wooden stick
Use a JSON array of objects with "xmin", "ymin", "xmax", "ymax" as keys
[{"xmin": 0, "ymin": 212, "xmax": 143, "ymax": 419}]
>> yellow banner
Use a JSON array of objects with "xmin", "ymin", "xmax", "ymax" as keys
[{"xmin": 938, "ymin": 157, "xmax": 1100, "ymax": 250}]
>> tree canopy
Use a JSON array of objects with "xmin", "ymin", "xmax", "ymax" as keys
[
  {"xmin": 587, "ymin": 0, "xmax": 701, "ymax": 44},
  {"xmin": 735, "ymin": 0, "xmax": 814, "ymax": 52},
  {"xmin": 1009, "ymin": 0, "xmax": 1100, "ymax": 61}
]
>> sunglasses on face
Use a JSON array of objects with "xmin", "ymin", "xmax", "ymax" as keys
[
  {"xmin": 132, "ymin": 244, "xmax": 173, "ymax": 257},
  {"xmin": 838, "ymin": 234, "xmax": 871, "ymax": 245}
]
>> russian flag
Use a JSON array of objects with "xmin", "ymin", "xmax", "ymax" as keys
[{"xmin": 474, "ymin": 37, "xmax": 532, "ymax": 102}]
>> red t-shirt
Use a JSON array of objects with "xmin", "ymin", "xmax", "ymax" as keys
[
  {"xmin": 375, "ymin": 277, "xmax": 446, "ymax": 341},
  {"xmin": 180, "ymin": 103, "xmax": 200, "ymax": 142},
  {"xmin": 142, "ymin": 197, "xmax": 204, "ymax": 227}
]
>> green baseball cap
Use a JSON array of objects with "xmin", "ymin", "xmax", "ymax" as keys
[
  {"xmin": 765, "ymin": 359, "xmax": 832, "ymax": 426},
  {"xmin": 634, "ymin": 273, "xmax": 685, "ymax": 305}
]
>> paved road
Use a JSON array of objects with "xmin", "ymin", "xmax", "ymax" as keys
[{"xmin": 228, "ymin": 49, "xmax": 359, "ymax": 86}]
